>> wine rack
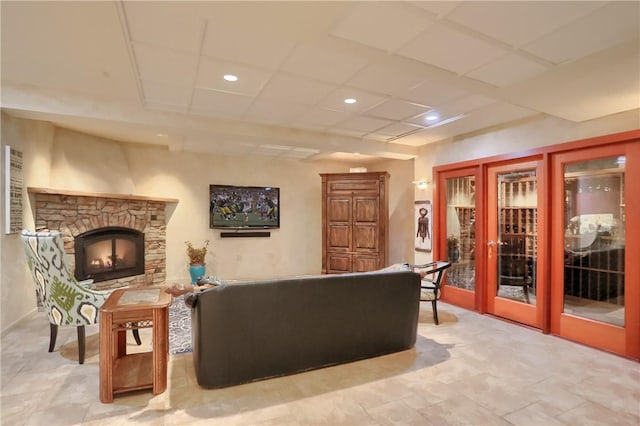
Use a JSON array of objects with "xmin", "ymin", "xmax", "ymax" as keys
[
  {"xmin": 446, "ymin": 175, "xmax": 477, "ymax": 291},
  {"xmin": 455, "ymin": 206, "xmax": 476, "ymax": 262},
  {"xmin": 498, "ymin": 175, "xmax": 538, "ymax": 296}
]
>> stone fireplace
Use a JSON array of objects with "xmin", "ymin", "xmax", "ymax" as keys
[
  {"xmin": 74, "ymin": 227, "xmax": 145, "ymax": 282},
  {"xmin": 29, "ymin": 187, "xmax": 177, "ymax": 290}
]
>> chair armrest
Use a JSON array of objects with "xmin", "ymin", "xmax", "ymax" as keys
[{"xmin": 411, "ymin": 262, "xmax": 437, "ymax": 269}]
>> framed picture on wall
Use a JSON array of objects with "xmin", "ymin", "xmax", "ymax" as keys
[
  {"xmin": 4, "ymin": 145, "xmax": 23, "ymax": 234},
  {"xmin": 415, "ymin": 200, "xmax": 432, "ymax": 252}
]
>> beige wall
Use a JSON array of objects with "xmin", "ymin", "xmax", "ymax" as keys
[
  {"xmin": 1, "ymin": 114, "xmax": 55, "ymax": 331},
  {"xmin": 0, "ymin": 113, "xmax": 415, "ymax": 332},
  {"xmin": 370, "ymin": 158, "xmax": 415, "ymax": 266}
]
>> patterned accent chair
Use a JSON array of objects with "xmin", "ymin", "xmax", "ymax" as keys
[{"xmin": 21, "ymin": 230, "xmax": 140, "ymax": 364}]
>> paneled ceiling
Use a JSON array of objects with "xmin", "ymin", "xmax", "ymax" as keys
[{"xmin": 2, "ymin": 1, "xmax": 639, "ymax": 162}]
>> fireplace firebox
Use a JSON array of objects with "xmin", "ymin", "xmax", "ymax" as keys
[{"xmin": 74, "ymin": 227, "xmax": 145, "ymax": 282}]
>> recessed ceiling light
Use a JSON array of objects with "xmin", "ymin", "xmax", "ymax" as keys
[
  {"xmin": 156, "ymin": 133, "xmax": 167, "ymax": 137},
  {"xmin": 223, "ymin": 74, "xmax": 238, "ymax": 82},
  {"xmin": 344, "ymin": 98, "xmax": 357, "ymax": 104},
  {"xmin": 426, "ymin": 114, "xmax": 439, "ymax": 121}
]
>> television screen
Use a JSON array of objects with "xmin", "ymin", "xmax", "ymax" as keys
[{"xmin": 209, "ymin": 184, "xmax": 280, "ymax": 229}]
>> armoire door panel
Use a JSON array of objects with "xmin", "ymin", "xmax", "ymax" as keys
[
  {"xmin": 328, "ymin": 180, "xmax": 379, "ymax": 194},
  {"xmin": 327, "ymin": 198, "xmax": 351, "ymax": 222},
  {"xmin": 328, "ymin": 225, "xmax": 351, "ymax": 250},
  {"xmin": 353, "ymin": 197, "xmax": 379, "ymax": 222},
  {"xmin": 353, "ymin": 224, "xmax": 378, "ymax": 251},
  {"xmin": 353, "ymin": 255, "xmax": 380, "ymax": 272},
  {"xmin": 327, "ymin": 253, "xmax": 352, "ymax": 274}
]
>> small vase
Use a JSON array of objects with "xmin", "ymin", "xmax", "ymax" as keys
[{"xmin": 189, "ymin": 264, "xmax": 206, "ymax": 285}]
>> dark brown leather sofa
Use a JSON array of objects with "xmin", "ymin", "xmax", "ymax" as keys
[{"xmin": 185, "ymin": 270, "xmax": 421, "ymax": 388}]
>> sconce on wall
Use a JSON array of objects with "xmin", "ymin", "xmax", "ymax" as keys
[{"xmin": 412, "ymin": 179, "xmax": 431, "ymax": 190}]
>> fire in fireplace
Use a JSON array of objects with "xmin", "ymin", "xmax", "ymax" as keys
[{"xmin": 74, "ymin": 227, "xmax": 145, "ymax": 282}]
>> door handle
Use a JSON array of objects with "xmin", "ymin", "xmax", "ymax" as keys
[
  {"xmin": 487, "ymin": 240, "xmax": 507, "ymax": 259},
  {"xmin": 488, "ymin": 240, "xmax": 496, "ymax": 259}
]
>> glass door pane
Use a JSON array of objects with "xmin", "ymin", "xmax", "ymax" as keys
[
  {"xmin": 497, "ymin": 170, "xmax": 537, "ymax": 305},
  {"xmin": 563, "ymin": 156, "xmax": 625, "ymax": 326},
  {"xmin": 445, "ymin": 176, "xmax": 476, "ymax": 290}
]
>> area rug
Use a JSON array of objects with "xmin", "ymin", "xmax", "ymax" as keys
[{"xmin": 169, "ymin": 295, "xmax": 193, "ymax": 355}]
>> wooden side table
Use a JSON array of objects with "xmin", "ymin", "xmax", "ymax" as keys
[{"xmin": 99, "ymin": 287, "xmax": 172, "ymax": 403}]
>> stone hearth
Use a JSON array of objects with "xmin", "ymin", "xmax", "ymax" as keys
[{"xmin": 29, "ymin": 187, "xmax": 177, "ymax": 290}]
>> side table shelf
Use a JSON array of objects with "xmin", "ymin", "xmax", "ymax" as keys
[{"xmin": 99, "ymin": 287, "xmax": 172, "ymax": 403}]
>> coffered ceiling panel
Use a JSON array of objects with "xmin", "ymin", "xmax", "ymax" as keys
[
  {"xmin": 259, "ymin": 73, "xmax": 337, "ymax": 106},
  {"xmin": 330, "ymin": 2, "xmax": 435, "ymax": 53},
  {"xmin": 398, "ymin": 23, "xmax": 508, "ymax": 75},
  {"xmin": 133, "ymin": 44, "xmax": 198, "ymax": 87},
  {"xmin": 123, "ymin": 2, "xmax": 204, "ymax": 53},
  {"xmin": 446, "ymin": 1, "xmax": 606, "ymax": 47},
  {"xmin": 244, "ymin": 99, "xmax": 308, "ymax": 126},
  {"xmin": 280, "ymin": 43, "xmax": 369, "ymax": 84},
  {"xmin": 346, "ymin": 59, "xmax": 430, "ymax": 97},
  {"xmin": 201, "ymin": 25, "xmax": 295, "ymax": 71},
  {"xmin": 2, "ymin": 1, "xmax": 638, "ymax": 162},
  {"xmin": 398, "ymin": 79, "xmax": 467, "ymax": 107},
  {"xmin": 467, "ymin": 54, "xmax": 549, "ymax": 87}
]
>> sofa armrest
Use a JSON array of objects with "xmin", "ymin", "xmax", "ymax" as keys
[{"xmin": 185, "ymin": 293, "xmax": 199, "ymax": 308}]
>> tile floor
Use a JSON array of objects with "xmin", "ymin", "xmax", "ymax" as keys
[{"xmin": 1, "ymin": 302, "xmax": 639, "ymax": 425}]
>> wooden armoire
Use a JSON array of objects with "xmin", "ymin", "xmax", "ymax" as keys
[{"xmin": 320, "ymin": 172, "xmax": 389, "ymax": 274}]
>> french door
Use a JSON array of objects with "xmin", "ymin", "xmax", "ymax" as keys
[
  {"xmin": 437, "ymin": 167, "xmax": 481, "ymax": 311},
  {"xmin": 486, "ymin": 159, "xmax": 545, "ymax": 328},
  {"xmin": 551, "ymin": 143, "xmax": 640, "ymax": 359}
]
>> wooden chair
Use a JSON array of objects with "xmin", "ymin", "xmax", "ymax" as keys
[
  {"xmin": 21, "ymin": 230, "xmax": 140, "ymax": 364},
  {"xmin": 411, "ymin": 261, "xmax": 452, "ymax": 325}
]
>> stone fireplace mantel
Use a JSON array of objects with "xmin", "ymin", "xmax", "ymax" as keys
[
  {"xmin": 28, "ymin": 187, "xmax": 178, "ymax": 290},
  {"xmin": 28, "ymin": 187, "xmax": 179, "ymax": 204}
]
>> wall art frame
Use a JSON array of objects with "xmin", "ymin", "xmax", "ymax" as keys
[
  {"xmin": 4, "ymin": 145, "xmax": 23, "ymax": 234},
  {"xmin": 414, "ymin": 200, "xmax": 432, "ymax": 252}
]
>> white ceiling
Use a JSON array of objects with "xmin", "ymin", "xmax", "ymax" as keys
[{"xmin": 2, "ymin": 1, "xmax": 639, "ymax": 162}]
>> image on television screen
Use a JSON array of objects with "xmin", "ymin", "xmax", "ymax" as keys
[{"xmin": 209, "ymin": 184, "xmax": 280, "ymax": 229}]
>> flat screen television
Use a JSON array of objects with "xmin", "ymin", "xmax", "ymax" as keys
[{"xmin": 209, "ymin": 184, "xmax": 280, "ymax": 229}]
